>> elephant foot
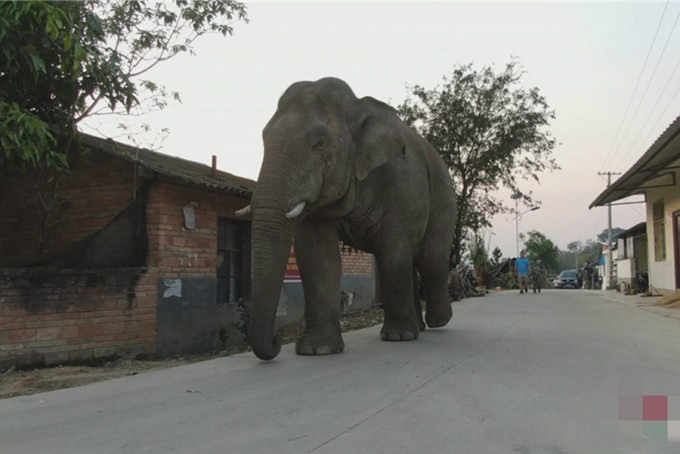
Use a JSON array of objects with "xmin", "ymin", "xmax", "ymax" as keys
[
  {"xmin": 425, "ymin": 302, "xmax": 453, "ymax": 328},
  {"xmin": 380, "ymin": 318, "xmax": 420, "ymax": 342},
  {"xmin": 295, "ymin": 325, "xmax": 345, "ymax": 356}
]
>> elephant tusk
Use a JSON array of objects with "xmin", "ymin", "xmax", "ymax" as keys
[
  {"xmin": 235, "ymin": 205, "xmax": 252, "ymax": 216},
  {"xmin": 285, "ymin": 201, "xmax": 306, "ymax": 219}
]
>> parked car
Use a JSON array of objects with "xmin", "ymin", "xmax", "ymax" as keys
[{"xmin": 553, "ymin": 269, "xmax": 578, "ymax": 289}]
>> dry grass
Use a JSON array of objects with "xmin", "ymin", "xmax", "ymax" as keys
[{"xmin": 654, "ymin": 291, "xmax": 680, "ymax": 309}]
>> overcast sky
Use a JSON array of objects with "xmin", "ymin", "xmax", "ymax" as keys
[{"xmin": 83, "ymin": 1, "xmax": 680, "ymax": 259}]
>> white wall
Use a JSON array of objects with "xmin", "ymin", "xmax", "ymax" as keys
[{"xmin": 645, "ymin": 170, "xmax": 680, "ymax": 294}]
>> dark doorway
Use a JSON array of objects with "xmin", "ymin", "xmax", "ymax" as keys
[{"xmin": 217, "ymin": 218, "xmax": 251, "ymax": 303}]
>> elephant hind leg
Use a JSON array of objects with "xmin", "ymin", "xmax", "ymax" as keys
[
  {"xmin": 413, "ymin": 264, "xmax": 426, "ymax": 331},
  {"xmin": 375, "ymin": 253, "xmax": 420, "ymax": 342},
  {"xmin": 416, "ymin": 241, "xmax": 453, "ymax": 329}
]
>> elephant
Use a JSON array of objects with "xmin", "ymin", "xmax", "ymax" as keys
[{"xmin": 239, "ymin": 77, "xmax": 456, "ymax": 360}]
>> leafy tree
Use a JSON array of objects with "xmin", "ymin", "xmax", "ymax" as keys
[
  {"xmin": 560, "ymin": 241, "xmax": 583, "ymax": 271},
  {"xmin": 566, "ymin": 241, "xmax": 582, "ymax": 253},
  {"xmin": 398, "ymin": 61, "xmax": 559, "ymax": 266},
  {"xmin": 0, "ymin": 0, "xmax": 248, "ymax": 174},
  {"xmin": 578, "ymin": 239, "xmax": 601, "ymax": 268},
  {"xmin": 522, "ymin": 230, "xmax": 560, "ymax": 274},
  {"xmin": 560, "ymin": 239, "xmax": 602, "ymax": 271},
  {"xmin": 596, "ymin": 227, "xmax": 625, "ymax": 245},
  {"xmin": 491, "ymin": 246, "xmax": 503, "ymax": 266},
  {"xmin": 468, "ymin": 235, "xmax": 491, "ymax": 269}
]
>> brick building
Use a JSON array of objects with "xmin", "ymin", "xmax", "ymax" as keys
[{"xmin": 0, "ymin": 134, "xmax": 375, "ymax": 370}]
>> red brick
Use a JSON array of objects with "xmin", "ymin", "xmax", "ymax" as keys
[
  {"xmin": 8, "ymin": 329, "xmax": 36, "ymax": 342},
  {"xmin": 36, "ymin": 327, "xmax": 62, "ymax": 340},
  {"xmin": 78, "ymin": 325, "xmax": 103, "ymax": 338}
]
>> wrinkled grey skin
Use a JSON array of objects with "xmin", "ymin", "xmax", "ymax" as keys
[{"xmin": 247, "ymin": 77, "xmax": 456, "ymax": 360}]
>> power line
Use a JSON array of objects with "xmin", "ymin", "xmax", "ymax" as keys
[
  {"xmin": 616, "ymin": 4, "xmax": 680, "ymax": 170},
  {"xmin": 638, "ymin": 79, "xmax": 680, "ymax": 151},
  {"xmin": 619, "ymin": 54, "xmax": 680, "ymax": 171},
  {"xmin": 600, "ymin": 1, "xmax": 670, "ymax": 173}
]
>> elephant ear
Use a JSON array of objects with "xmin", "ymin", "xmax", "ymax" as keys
[{"xmin": 352, "ymin": 96, "xmax": 405, "ymax": 181}]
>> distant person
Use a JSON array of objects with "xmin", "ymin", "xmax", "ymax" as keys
[
  {"xmin": 577, "ymin": 268, "xmax": 583, "ymax": 289},
  {"xmin": 515, "ymin": 250, "xmax": 531, "ymax": 294},
  {"xmin": 530, "ymin": 255, "xmax": 544, "ymax": 293},
  {"xmin": 584, "ymin": 261, "xmax": 594, "ymax": 289}
]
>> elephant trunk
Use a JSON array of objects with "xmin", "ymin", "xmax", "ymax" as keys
[{"xmin": 248, "ymin": 162, "xmax": 297, "ymax": 360}]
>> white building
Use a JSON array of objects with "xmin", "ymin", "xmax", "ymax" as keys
[{"xmin": 590, "ymin": 114, "xmax": 680, "ymax": 296}]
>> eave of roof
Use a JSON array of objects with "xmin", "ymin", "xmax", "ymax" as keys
[
  {"xmin": 80, "ymin": 134, "xmax": 256, "ymax": 197},
  {"xmin": 619, "ymin": 221, "xmax": 646, "ymax": 238},
  {"xmin": 589, "ymin": 114, "xmax": 680, "ymax": 209}
]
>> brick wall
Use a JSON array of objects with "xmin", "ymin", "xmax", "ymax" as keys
[
  {"xmin": 0, "ymin": 153, "xmax": 138, "ymax": 262},
  {"xmin": 146, "ymin": 181, "xmax": 247, "ymax": 276},
  {"xmin": 0, "ymin": 268, "xmax": 156, "ymax": 370},
  {"xmin": 0, "ymin": 150, "xmax": 253, "ymax": 369},
  {"xmin": 340, "ymin": 244, "xmax": 374, "ymax": 276}
]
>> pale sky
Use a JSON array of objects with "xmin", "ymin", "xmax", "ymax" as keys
[{"xmin": 83, "ymin": 1, "xmax": 680, "ymax": 259}]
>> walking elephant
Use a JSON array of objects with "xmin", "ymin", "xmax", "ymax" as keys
[{"xmin": 238, "ymin": 77, "xmax": 456, "ymax": 360}]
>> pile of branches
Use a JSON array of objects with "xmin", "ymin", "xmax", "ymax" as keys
[{"xmin": 448, "ymin": 265, "xmax": 486, "ymax": 301}]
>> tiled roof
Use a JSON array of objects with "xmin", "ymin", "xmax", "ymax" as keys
[{"xmin": 81, "ymin": 134, "xmax": 256, "ymax": 197}]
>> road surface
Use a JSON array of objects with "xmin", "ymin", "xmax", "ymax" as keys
[{"xmin": 2, "ymin": 289, "xmax": 679, "ymax": 454}]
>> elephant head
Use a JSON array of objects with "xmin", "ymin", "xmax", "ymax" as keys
[{"xmin": 244, "ymin": 77, "xmax": 403, "ymax": 360}]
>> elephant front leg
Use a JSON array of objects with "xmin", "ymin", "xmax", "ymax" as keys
[
  {"xmin": 375, "ymin": 252, "xmax": 420, "ymax": 342},
  {"xmin": 294, "ymin": 220, "xmax": 345, "ymax": 356}
]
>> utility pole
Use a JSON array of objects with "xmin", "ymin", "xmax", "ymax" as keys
[
  {"xmin": 598, "ymin": 171, "xmax": 621, "ymax": 289},
  {"xmin": 511, "ymin": 193, "xmax": 522, "ymax": 257}
]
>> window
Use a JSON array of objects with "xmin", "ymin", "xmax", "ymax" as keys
[
  {"xmin": 217, "ymin": 218, "xmax": 250, "ymax": 303},
  {"xmin": 626, "ymin": 236, "xmax": 635, "ymax": 259},
  {"xmin": 653, "ymin": 199, "xmax": 666, "ymax": 262},
  {"xmin": 618, "ymin": 237, "xmax": 627, "ymax": 259}
]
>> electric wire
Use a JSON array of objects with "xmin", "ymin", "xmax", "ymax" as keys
[
  {"xmin": 636, "ymin": 78, "xmax": 680, "ymax": 154},
  {"xmin": 615, "ymin": 5, "xmax": 680, "ymax": 171},
  {"xmin": 619, "ymin": 55, "xmax": 680, "ymax": 171},
  {"xmin": 598, "ymin": 0, "xmax": 669, "ymax": 173}
]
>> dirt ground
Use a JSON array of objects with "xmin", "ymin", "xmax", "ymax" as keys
[{"xmin": 0, "ymin": 307, "xmax": 384, "ymax": 400}]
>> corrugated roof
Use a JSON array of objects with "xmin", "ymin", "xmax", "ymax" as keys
[
  {"xmin": 619, "ymin": 221, "xmax": 646, "ymax": 238},
  {"xmin": 589, "ymin": 114, "xmax": 680, "ymax": 208},
  {"xmin": 81, "ymin": 134, "xmax": 256, "ymax": 197}
]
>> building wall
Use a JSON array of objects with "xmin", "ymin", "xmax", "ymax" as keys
[
  {"xmin": 0, "ymin": 268, "xmax": 156, "ymax": 371},
  {"xmin": 0, "ymin": 151, "xmax": 253, "ymax": 369},
  {"xmin": 274, "ymin": 247, "xmax": 376, "ymax": 328},
  {"xmin": 147, "ymin": 181, "xmax": 252, "ymax": 357},
  {"xmin": 617, "ymin": 258, "xmax": 635, "ymax": 290},
  {"xmin": 645, "ymin": 173, "xmax": 680, "ymax": 294},
  {"xmin": 341, "ymin": 245, "xmax": 374, "ymax": 276},
  {"xmin": 340, "ymin": 248, "xmax": 375, "ymax": 313},
  {"xmin": 0, "ymin": 153, "xmax": 138, "ymax": 262}
]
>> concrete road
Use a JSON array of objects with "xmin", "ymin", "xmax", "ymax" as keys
[{"xmin": 2, "ymin": 290, "xmax": 680, "ymax": 454}]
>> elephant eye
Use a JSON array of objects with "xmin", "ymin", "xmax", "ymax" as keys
[{"xmin": 312, "ymin": 136, "xmax": 328, "ymax": 152}]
